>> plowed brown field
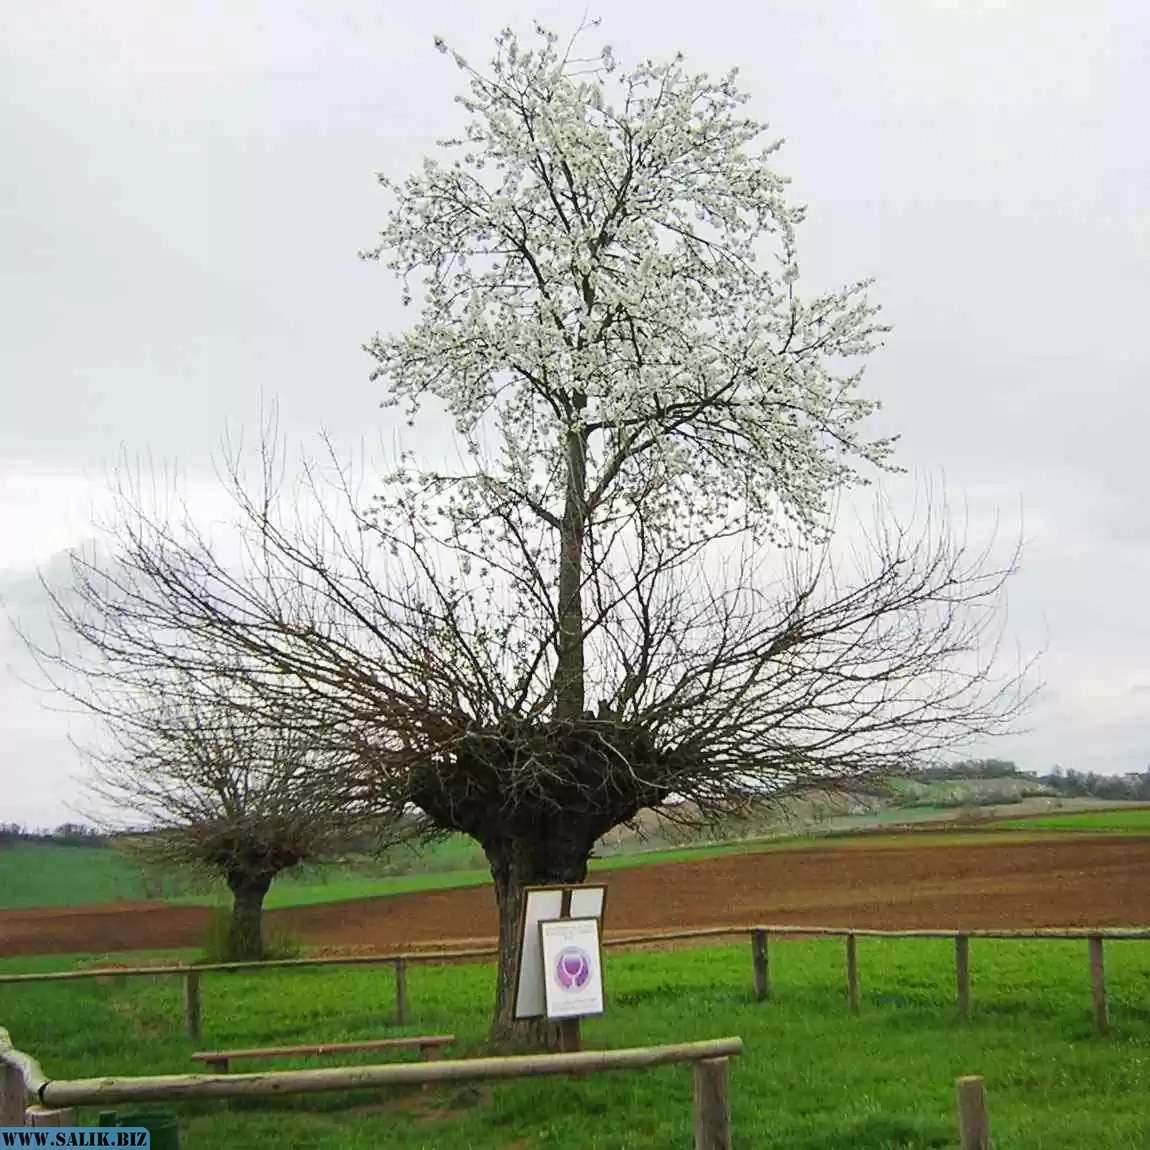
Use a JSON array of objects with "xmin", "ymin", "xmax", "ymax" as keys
[{"xmin": 3, "ymin": 835, "xmax": 1148, "ymax": 958}]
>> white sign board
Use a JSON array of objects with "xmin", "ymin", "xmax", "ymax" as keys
[
  {"xmin": 540, "ymin": 917, "xmax": 605, "ymax": 1020},
  {"xmin": 513, "ymin": 885, "xmax": 606, "ymax": 1019}
]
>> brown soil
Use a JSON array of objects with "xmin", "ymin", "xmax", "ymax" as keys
[{"xmin": 3, "ymin": 835, "xmax": 1149, "ymax": 958}]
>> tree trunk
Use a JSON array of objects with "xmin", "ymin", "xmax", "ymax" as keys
[
  {"xmin": 486, "ymin": 835, "xmax": 590, "ymax": 1050},
  {"xmin": 555, "ymin": 421, "xmax": 588, "ymax": 721},
  {"xmin": 225, "ymin": 872, "xmax": 273, "ymax": 961}
]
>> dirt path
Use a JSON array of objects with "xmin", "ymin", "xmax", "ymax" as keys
[{"xmin": 3, "ymin": 835, "xmax": 1148, "ymax": 958}]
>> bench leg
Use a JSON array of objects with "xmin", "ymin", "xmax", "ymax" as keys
[{"xmin": 206, "ymin": 1059, "xmax": 229, "ymax": 1074}]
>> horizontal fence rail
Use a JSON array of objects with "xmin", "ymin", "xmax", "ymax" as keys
[
  {"xmin": 3, "ymin": 923, "xmax": 1148, "ymax": 983},
  {"xmin": 3, "ymin": 1025, "xmax": 999, "ymax": 1149},
  {"xmin": 39, "ymin": 1037, "xmax": 746, "ymax": 1105},
  {"xmin": 1, "ymin": 923, "xmax": 1141, "ymax": 1038},
  {"xmin": 0, "ymin": 947, "xmax": 500, "ymax": 984},
  {"xmin": 0, "ymin": 1030, "xmax": 742, "ymax": 1149}
]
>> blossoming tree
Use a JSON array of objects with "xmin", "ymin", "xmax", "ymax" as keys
[
  {"xmin": 38, "ymin": 25, "xmax": 1026, "ymax": 1048},
  {"xmin": 359, "ymin": 25, "xmax": 1020, "ymax": 1039}
]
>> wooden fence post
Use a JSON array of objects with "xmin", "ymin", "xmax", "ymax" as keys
[
  {"xmin": 955, "ymin": 934, "xmax": 971, "ymax": 1020},
  {"xmin": 25, "ymin": 1106, "xmax": 77, "ymax": 1127},
  {"xmin": 845, "ymin": 934, "xmax": 860, "ymax": 1014},
  {"xmin": 751, "ymin": 930, "xmax": 770, "ymax": 1001},
  {"xmin": 559, "ymin": 1018, "xmax": 582, "ymax": 1054},
  {"xmin": 1, "ymin": 1063, "xmax": 25, "ymax": 1127},
  {"xmin": 185, "ymin": 970, "xmax": 202, "ymax": 1043},
  {"xmin": 554, "ymin": 887, "xmax": 581, "ymax": 1052},
  {"xmin": 394, "ymin": 958, "xmax": 409, "ymax": 1027},
  {"xmin": 693, "ymin": 1056, "xmax": 731, "ymax": 1150},
  {"xmin": 1089, "ymin": 935, "xmax": 1108, "ymax": 1035},
  {"xmin": 955, "ymin": 1075, "xmax": 989, "ymax": 1149}
]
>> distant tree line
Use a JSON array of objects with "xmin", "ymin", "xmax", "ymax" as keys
[
  {"xmin": 0, "ymin": 823, "xmax": 107, "ymax": 848},
  {"xmin": 1037, "ymin": 766, "xmax": 1150, "ymax": 801},
  {"xmin": 909, "ymin": 758, "xmax": 1023, "ymax": 781},
  {"xmin": 907, "ymin": 759, "xmax": 1150, "ymax": 801}
]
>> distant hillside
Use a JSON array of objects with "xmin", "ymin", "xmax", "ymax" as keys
[
  {"xmin": 902, "ymin": 759, "xmax": 1150, "ymax": 803},
  {"xmin": 885, "ymin": 774, "xmax": 1055, "ymax": 810}
]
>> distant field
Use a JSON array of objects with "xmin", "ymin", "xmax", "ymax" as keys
[
  {"xmin": 3, "ymin": 936, "xmax": 1150, "ymax": 1147},
  {"xmin": 0, "ymin": 827, "xmax": 1087, "ymax": 915},
  {"xmin": 0, "ymin": 830, "xmax": 869, "ymax": 914},
  {"xmin": 996, "ymin": 807, "xmax": 1150, "ymax": 833},
  {"xmin": 0, "ymin": 842, "xmax": 146, "ymax": 908},
  {"xmin": 182, "ymin": 830, "xmax": 1061, "ymax": 911},
  {"xmin": 8, "ymin": 799, "xmax": 1150, "ymax": 915},
  {"xmin": 7, "ymin": 832, "xmax": 1150, "ymax": 958},
  {"xmin": 12, "ymin": 834, "xmax": 845, "ymax": 915}
]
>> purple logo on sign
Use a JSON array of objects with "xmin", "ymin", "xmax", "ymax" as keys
[{"xmin": 554, "ymin": 946, "xmax": 592, "ymax": 991}]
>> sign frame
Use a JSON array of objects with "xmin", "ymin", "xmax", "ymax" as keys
[
  {"xmin": 511, "ymin": 883, "xmax": 607, "ymax": 1020},
  {"xmin": 538, "ymin": 914, "xmax": 606, "ymax": 1020}
]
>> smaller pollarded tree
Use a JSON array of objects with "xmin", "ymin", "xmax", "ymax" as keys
[{"xmin": 88, "ymin": 684, "xmax": 371, "ymax": 960}]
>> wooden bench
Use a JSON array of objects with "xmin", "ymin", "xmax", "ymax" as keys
[{"xmin": 191, "ymin": 1034, "xmax": 454, "ymax": 1074}]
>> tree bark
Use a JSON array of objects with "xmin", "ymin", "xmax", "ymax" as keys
[
  {"xmin": 554, "ymin": 421, "xmax": 588, "ymax": 721},
  {"xmin": 225, "ymin": 872, "xmax": 273, "ymax": 961},
  {"xmin": 486, "ymin": 835, "xmax": 590, "ymax": 1050}
]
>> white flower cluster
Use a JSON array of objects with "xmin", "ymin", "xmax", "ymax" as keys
[{"xmin": 365, "ymin": 23, "xmax": 895, "ymax": 567}]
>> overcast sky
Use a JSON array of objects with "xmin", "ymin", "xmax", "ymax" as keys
[{"xmin": 2, "ymin": 0, "xmax": 1148, "ymax": 826}]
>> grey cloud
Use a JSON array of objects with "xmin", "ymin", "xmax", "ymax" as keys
[{"xmin": 1, "ymin": 0, "xmax": 1147, "ymax": 821}]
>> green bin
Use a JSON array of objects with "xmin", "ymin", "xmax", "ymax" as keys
[{"xmin": 97, "ymin": 1107, "xmax": 181, "ymax": 1150}]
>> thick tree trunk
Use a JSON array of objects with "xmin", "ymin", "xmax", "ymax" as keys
[
  {"xmin": 413, "ymin": 728, "xmax": 667, "ymax": 1049},
  {"xmin": 486, "ymin": 835, "xmax": 590, "ymax": 1050},
  {"xmin": 225, "ymin": 872, "xmax": 273, "ymax": 961}
]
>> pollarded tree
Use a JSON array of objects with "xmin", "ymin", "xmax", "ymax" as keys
[
  {"xmin": 38, "ymin": 444, "xmax": 1024, "ymax": 1035},
  {"xmin": 33, "ymin": 23, "xmax": 1028, "ymax": 1048},
  {"xmin": 85, "ymin": 682, "xmax": 373, "ymax": 961}
]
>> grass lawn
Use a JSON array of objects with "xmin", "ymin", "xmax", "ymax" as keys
[
  {"xmin": 2, "ymin": 935, "xmax": 1149, "ymax": 1147},
  {"xmin": 995, "ymin": 807, "xmax": 1150, "ymax": 834}
]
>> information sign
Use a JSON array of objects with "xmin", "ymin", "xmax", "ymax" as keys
[
  {"xmin": 512, "ymin": 884, "xmax": 606, "ymax": 1019},
  {"xmin": 539, "ymin": 916, "xmax": 605, "ymax": 1020}
]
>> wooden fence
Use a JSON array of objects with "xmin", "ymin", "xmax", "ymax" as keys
[
  {"xmin": 0, "ymin": 923, "xmax": 1142, "ymax": 1039},
  {"xmin": 0, "ymin": 1029, "xmax": 741, "ymax": 1150},
  {"xmin": 0, "ymin": 1022, "xmax": 1002, "ymax": 1149}
]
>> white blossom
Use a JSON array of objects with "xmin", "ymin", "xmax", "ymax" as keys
[{"xmin": 365, "ymin": 24, "xmax": 893, "ymax": 553}]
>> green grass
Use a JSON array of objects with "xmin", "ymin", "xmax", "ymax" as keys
[
  {"xmin": 0, "ymin": 842, "xmax": 147, "ymax": 908},
  {"xmin": 3, "ymin": 936, "xmax": 1150, "ymax": 1147},
  {"xmin": 995, "ymin": 807, "xmax": 1150, "ymax": 834}
]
